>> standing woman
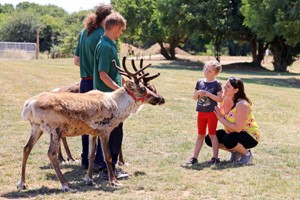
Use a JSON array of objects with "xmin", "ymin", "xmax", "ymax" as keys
[
  {"xmin": 205, "ymin": 77, "xmax": 261, "ymax": 165},
  {"xmin": 74, "ymin": 4, "xmax": 113, "ymax": 169}
]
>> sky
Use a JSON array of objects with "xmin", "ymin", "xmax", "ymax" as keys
[{"xmin": 3, "ymin": 0, "xmax": 111, "ymax": 13}]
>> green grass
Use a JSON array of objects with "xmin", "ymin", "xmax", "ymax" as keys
[{"xmin": 0, "ymin": 57, "xmax": 299, "ymax": 200}]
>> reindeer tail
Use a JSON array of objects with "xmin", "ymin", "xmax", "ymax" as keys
[{"xmin": 21, "ymin": 99, "xmax": 35, "ymax": 120}]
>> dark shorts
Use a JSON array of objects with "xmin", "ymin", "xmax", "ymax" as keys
[{"xmin": 205, "ymin": 129, "xmax": 258, "ymax": 149}]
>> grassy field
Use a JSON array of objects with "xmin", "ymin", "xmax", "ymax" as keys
[{"xmin": 0, "ymin": 57, "xmax": 299, "ymax": 200}]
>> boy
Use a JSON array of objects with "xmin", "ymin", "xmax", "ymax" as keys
[{"xmin": 187, "ymin": 60, "xmax": 223, "ymax": 165}]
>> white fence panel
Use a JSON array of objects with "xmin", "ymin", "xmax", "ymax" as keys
[{"xmin": 0, "ymin": 42, "xmax": 36, "ymax": 60}]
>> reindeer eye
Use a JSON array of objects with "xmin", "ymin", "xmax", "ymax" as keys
[{"xmin": 140, "ymin": 87, "xmax": 146, "ymax": 93}]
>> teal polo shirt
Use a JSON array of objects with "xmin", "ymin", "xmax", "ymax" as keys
[
  {"xmin": 75, "ymin": 27, "xmax": 104, "ymax": 78},
  {"xmin": 93, "ymin": 35, "xmax": 122, "ymax": 92}
]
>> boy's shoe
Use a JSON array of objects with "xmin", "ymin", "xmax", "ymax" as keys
[
  {"xmin": 208, "ymin": 157, "xmax": 220, "ymax": 164},
  {"xmin": 186, "ymin": 157, "xmax": 198, "ymax": 165},
  {"xmin": 229, "ymin": 152, "xmax": 242, "ymax": 163},
  {"xmin": 99, "ymin": 168, "xmax": 129, "ymax": 180},
  {"xmin": 114, "ymin": 168, "xmax": 129, "ymax": 179},
  {"xmin": 238, "ymin": 150, "xmax": 253, "ymax": 165}
]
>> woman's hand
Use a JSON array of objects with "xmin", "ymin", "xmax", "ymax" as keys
[{"xmin": 214, "ymin": 106, "xmax": 223, "ymax": 120}]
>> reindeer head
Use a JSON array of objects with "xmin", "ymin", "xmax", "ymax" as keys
[{"xmin": 112, "ymin": 57, "xmax": 165, "ymax": 106}]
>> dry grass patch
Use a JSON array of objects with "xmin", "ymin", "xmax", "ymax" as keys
[{"xmin": 0, "ymin": 57, "xmax": 299, "ymax": 199}]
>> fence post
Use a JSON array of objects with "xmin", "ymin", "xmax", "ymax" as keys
[{"xmin": 36, "ymin": 29, "xmax": 40, "ymax": 59}]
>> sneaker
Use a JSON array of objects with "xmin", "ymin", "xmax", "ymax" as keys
[
  {"xmin": 208, "ymin": 157, "xmax": 220, "ymax": 164},
  {"xmin": 114, "ymin": 168, "xmax": 129, "ymax": 179},
  {"xmin": 186, "ymin": 157, "xmax": 198, "ymax": 165},
  {"xmin": 229, "ymin": 152, "xmax": 242, "ymax": 163},
  {"xmin": 99, "ymin": 169, "xmax": 109, "ymax": 180},
  {"xmin": 238, "ymin": 150, "xmax": 253, "ymax": 165}
]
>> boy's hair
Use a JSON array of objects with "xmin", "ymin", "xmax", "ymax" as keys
[
  {"xmin": 204, "ymin": 60, "xmax": 222, "ymax": 74},
  {"xmin": 105, "ymin": 11, "xmax": 126, "ymax": 31}
]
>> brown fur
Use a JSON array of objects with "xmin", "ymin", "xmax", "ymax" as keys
[{"xmin": 53, "ymin": 82, "xmax": 127, "ymax": 165}]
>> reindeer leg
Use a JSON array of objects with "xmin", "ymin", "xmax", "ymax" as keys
[
  {"xmin": 57, "ymin": 140, "xmax": 66, "ymax": 163},
  {"xmin": 118, "ymin": 146, "xmax": 127, "ymax": 166},
  {"xmin": 61, "ymin": 137, "xmax": 76, "ymax": 162},
  {"xmin": 83, "ymin": 136, "xmax": 96, "ymax": 185},
  {"xmin": 48, "ymin": 128, "xmax": 71, "ymax": 192},
  {"xmin": 17, "ymin": 124, "xmax": 43, "ymax": 191},
  {"xmin": 100, "ymin": 133, "xmax": 121, "ymax": 187}
]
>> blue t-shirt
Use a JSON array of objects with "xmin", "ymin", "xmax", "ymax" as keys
[{"xmin": 195, "ymin": 79, "xmax": 222, "ymax": 112}]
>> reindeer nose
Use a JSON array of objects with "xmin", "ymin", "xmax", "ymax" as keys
[{"xmin": 159, "ymin": 97, "xmax": 165, "ymax": 105}]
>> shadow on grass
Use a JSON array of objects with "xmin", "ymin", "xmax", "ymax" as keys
[
  {"xmin": 152, "ymin": 59, "xmax": 300, "ymax": 89},
  {"xmin": 2, "ymin": 164, "xmax": 129, "ymax": 199},
  {"xmin": 154, "ymin": 59, "xmax": 300, "ymax": 75},
  {"xmin": 181, "ymin": 161, "xmax": 251, "ymax": 171},
  {"xmin": 217, "ymin": 76, "xmax": 300, "ymax": 89}
]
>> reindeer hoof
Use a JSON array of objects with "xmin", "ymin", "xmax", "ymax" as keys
[
  {"xmin": 17, "ymin": 181, "xmax": 28, "ymax": 191},
  {"xmin": 61, "ymin": 185, "xmax": 71, "ymax": 192},
  {"xmin": 118, "ymin": 161, "xmax": 129, "ymax": 166},
  {"xmin": 110, "ymin": 180, "xmax": 123, "ymax": 187},
  {"xmin": 67, "ymin": 157, "xmax": 77, "ymax": 162}
]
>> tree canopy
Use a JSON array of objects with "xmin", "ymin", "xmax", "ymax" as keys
[
  {"xmin": 0, "ymin": 1, "xmax": 299, "ymax": 71},
  {"xmin": 241, "ymin": 0, "xmax": 300, "ymax": 71}
]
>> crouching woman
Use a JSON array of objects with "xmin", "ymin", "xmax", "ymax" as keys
[{"xmin": 205, "ymin": 77, "xmax": 260, "ymax": 165}]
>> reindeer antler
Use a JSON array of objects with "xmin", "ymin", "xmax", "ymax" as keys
[
  {"xmin": 136, "ymin": 58, "xmax": 160, "ymax": 85},
  {"xmin": 112, "ymin": 60, "xmax": 131, "ymax": 79},
  {"xmin": 112, "ymin": 57, "xmax": 155, "ymax": 84}
]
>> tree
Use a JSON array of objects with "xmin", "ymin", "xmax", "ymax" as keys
[
  {"xmin": 184, "ymin": 0, "xmax": 266, "ymax": 65},
  {"xmin": 113, "ymin": 0, "xmax": 194, "ymax": 60},
  {"xmin": 112, "ymin": 0, "xmax": 158, "ymax": 49},
  {"xmin": 0, "ymin": 3, "xmax": 14, "ymax": 13},
  {"xmin": 0, "ymin": 11, "xmax": 42, "ymax": 42},
  {"xmin": 39, "ymin": 14, "xmax": 64, "ymax": 51},
  {"xmin": 241, "ymin": 0, "xmax": 300, "ymax": 72},
  {"xmin": 0, "ymin": 3, "xmax": 14, "ymax": 26},
  {"xmin": 57, "ymin": 10, "xmax": 90, "ymax": 56}
]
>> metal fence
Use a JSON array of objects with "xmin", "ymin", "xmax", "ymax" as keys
[{"xmin": 0, "ymin": 42, "xmax": 36, "ymax": 60}]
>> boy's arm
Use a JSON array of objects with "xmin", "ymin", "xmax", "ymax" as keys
[
  {"xmin": 205, "ymin": 90, "xmax": 223, "ymax": 102},
  {"xmin": 99, "ymin": 71, "xmax": 121, "ymax": 91}
]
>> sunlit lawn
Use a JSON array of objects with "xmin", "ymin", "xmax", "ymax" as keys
[{"xmin": 0, "ymin": 56, "xmax": 299, "ymax": 199}]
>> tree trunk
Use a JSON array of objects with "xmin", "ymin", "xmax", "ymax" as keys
[
  {"xmin": 257, "ymin": 40, "xmax": 265, "ymax": 65},
  {"xmin": 158, "ymin": 41, "xmax": 172, "ymax": 60},
  {"xmin": 249, "ymin": 39, "xmax": 258, "ymax": 64},
  {"xmin": 271, "ymin": 45, "xmax": 288, "ymax": 72},
  {"xmin": 270, "ymin": 37, "xmax": 289, "ymax": 72},
  {"xmin": 169, "ymin": 42, "xmax": 177, "ymax": 60},
  {"xmin": 249, "ymin": 39, "xmax": 265, "ymax": 67},
  {"xmin": 214, "ymin": 36, "xmax": 221, "ymax": 62}
]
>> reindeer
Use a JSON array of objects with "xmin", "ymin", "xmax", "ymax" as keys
[
  {"xmin": 54, "ymin": 58, "xmax": 158, "ymax": 165},
  {"xmin": 17, "ymin": 57, "xmax": 165, "ymax": 191}
]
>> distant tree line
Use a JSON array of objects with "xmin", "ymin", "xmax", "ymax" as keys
[
  {"xmin": 0, "ymin": 0, "xmax": 299, "ymax": 72},
  {"xmin": 0, "ymin": 2, "xmax": 89, "ymax": 58}
]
